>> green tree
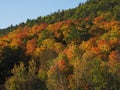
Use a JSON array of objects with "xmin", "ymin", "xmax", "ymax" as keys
[
  {"xmin": 5, "ymin": 62, "xmax": 47, "ymax": 90},
  {"xmin": 0, "ymin": 46, "xmax": 27, "ymax": 84}
]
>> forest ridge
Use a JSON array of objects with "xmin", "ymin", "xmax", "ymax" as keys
[{"xmin": 0, "ymin": 0, "xmax": 120, "ymax": 90}]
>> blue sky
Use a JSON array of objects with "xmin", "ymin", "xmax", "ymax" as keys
[{"xmin": 0, "ymin": 0, "xmax": 86, "ymax": 29}]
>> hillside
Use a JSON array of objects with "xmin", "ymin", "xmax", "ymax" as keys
[
  {"xmin": 0, "ymin": 0, "xmax": 120, "ymax": 90},
  {"xmin": 1, "ymin": 0, "xmax": 120, "ymax": 36}
]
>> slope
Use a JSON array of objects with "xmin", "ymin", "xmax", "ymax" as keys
[{"xmin": 0, "ymin": 0, "xmax": 120, "ymax": 90}]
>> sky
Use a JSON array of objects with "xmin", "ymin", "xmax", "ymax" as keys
[{"xmin": 0, "ymin": 0, "xmax": 86, "ymax": 29}]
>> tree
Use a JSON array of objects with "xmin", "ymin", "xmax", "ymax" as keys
[
  {"xmin": 47, "ymin": 54, "xmax": 73, "ymax": 90},
  {"xmin": 0, "ymin": 46, "xmax": 26, "ymax": 84},
  {"xmin": 5, "ymin": 62, "xmax": 47, "ymax": 90},
  {"xmin": 26, "ymin": 39, "xmax": 37, "ymax": 54}
]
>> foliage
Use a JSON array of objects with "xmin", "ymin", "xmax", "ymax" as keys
[{"xmin": 0, "ymin": 0, "xmax": 120, "ymax": 89}]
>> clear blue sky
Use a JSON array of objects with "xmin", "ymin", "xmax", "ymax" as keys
[{"xmin": 0, "ymin": 0, "xmax": 86, "ymax": 29}]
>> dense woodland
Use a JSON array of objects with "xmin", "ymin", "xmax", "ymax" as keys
[{"xmin": 0, "ymin": 0, "xmax": 120, "ymax": 90}]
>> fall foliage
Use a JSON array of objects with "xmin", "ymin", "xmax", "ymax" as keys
[{"xmin": 0, "ymin": 0, "xmax": 120, "ymax": 90}]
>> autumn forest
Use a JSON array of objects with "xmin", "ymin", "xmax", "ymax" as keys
[{"xmin": 0, "ymin": 0, "xmax": 120, "ymax": 90}]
